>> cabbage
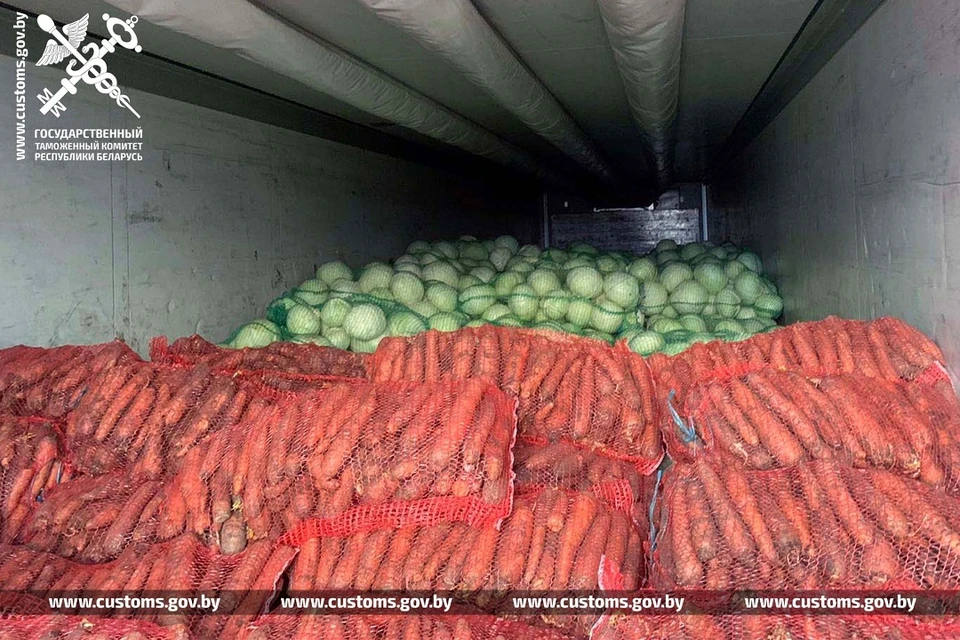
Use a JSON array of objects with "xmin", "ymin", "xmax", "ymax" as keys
[
  {"xmin": 389, "ymin": 272, "xmax": 424, "ymax": 306},
  {"xmin": 590, "ymin": 300, "xmax": 624, "ymax": 333},
  {"xmin": 694, "ymin": 263, "xmax": 728, "ymax": 293},
  {"xmin": 460, "ymin": 284, "xmax": 497, "ymax": 316},
  {"xmin": 368, "ymin": 287, "xmax": 394, "ymax": 302},
  {"xmin": 425, "ymin": 282, "xmax": 458, "ymax": 313},
  {"xmin": 293, "ymin": 290, "xmax": 326, "ymax": 307},
  {"xmin": 656, "ymin": 250, "xmax": 681, "ymax": 265},
  {"xmin": 457, "ymin": 274, "xmax": 483, "ymax": 291},
  {"xmin": 565, "ymin": 298, "xmax": 593, "ymax": 328},
  {"xmin": 518, "ymin": 244, "xmax": 541, "ymax": 259},
  {"xmin": 320, "ymin": 298, "xmax": 351, "ymax": 327},
  {"xmin": 316, "ymin": 261, "xmax": 353, "ymax": 285},
  {"xmin": 562, "ymin": 256, "xmax": 594, "ymax": 271},
  {"xmin": 716, "ymin": 289, "xmax": 742, "ymax": 318},
  {"xmin": 495, "ymin": 314, "xmax": 524, "ymax": 327},
  {"xmin": 660, "ymin": 262, "xmax": 694, "ymax": 292},
  {"xmin": 494, "ymin": 235, "xmax": 520, "ymax": 255},
  {"xmin": 628, "ymin": 257, "xmax": 658, "ymax": 282},
  {"xmin": 388, "ymin": 311, "xmax": 427, "ymax": 336},
  {"xmin": 406, "ymin": 240, "xmax": 432, "ymax": 254},
  {"xmin": 528, "ymin": 268, "xmax": 561, "ymax": 296},
  {"xmin": 596, "ymin": 255, "xmax": 621, "ymax": 274},
  {"xmin": 357, "ymin": 262, "xmax": 393, "ymax": 293},
  {"xmin": 737, "ymin": 251, "xmax": 763, "ymax": 273},
  {"xmin": 603, "ymin": 272, "xmax": 640, "ymax": 308},
  {"xmin": 542, "ymin": 248, "xmax": 568, "ymax": 263},
  {"xmin": 734, "ymin": 271, "xmax": 765, "ymax": 304},
  {"xmin": 409, "ymin": 300, "xmax": 439, "ymax": 318},
  {"xmin": 651, "ymin": 317, "xmax": 684, "ymax": 333},
  {"xmin": 481, "ymin": 303, "xmax": 512, "ymax": 322},
  {"xmin": 714, "ymin": 319, "xmax": 746, "ymax": 335},
  {"xmin": 393, "ymin": 262, "xmax": 422, "ymax": 277},
  {"xmin": 566, "ymin": 266, "xmax": 603, "ymax": 298},
  {"xmin": 568, "ymin": 242, "xmax": 599, "ymax": 256},
  {"xmin": 628, "ymin": 331, "xmax": 665, "ymax": 356},
  {"xmin": 343, "ymin": 304, "xmax": 387, "ymax": 340},
  {"xmin": 321, "ymin": 326, "xmax": 350, "ymax": 350},
  {"xmin": 429, "ymin": 312, "xmax": 462, "ymax": 332},
  {"xmin": 489, "ymin": 247, "xmax": 512, "ymax": 271},
  {"xmin": 286, "ymin": 304, "xmax": 321, "ymax": 335},
  {"xmin": 434, "ymin": 241, "xmax": 458, "ymax": 260},
  {"xmin": 540, "ymin": 291, "xmax": 570, "ymax": 321},
  {"xmin": 736, "ymin": 306, "xmax": 757, "ymax": 320},
  {"xmin": 680, "ymin": 315, "xmax": 708, "ymax": 333},
  {"xmin": 229, "ymin": 320, "xmax": 280, "ymax": 349},
  {"xmin": 422, "ymin": 261, "xmax": 459, "ymax": 287},
  {"xmin": 460, "ymin": 242, "xmax": 488, "ymax": 261},
  {"xmin": 741, "ymin": 318, "xmax": 767, "ymax": 334},
  {"xmin": 350, "ymin": 335, "xmax": 383, "ymax": 353},
  {"xmin": 493, "ymin": 271, "xmax": 523, "ymax": 297},
  {"xmin": 329, "ymin": 279, "xmax": 360, "ymax": 298},
  {"xmin": 655, "ymin": 239, "xmax": 678, "ymax": 253},
  {"xmin": 299, "ymin": 279, "xmax": 328, "ymax": 294},
  {"xmin": 660, "ymin": 305, "xmax": 679, "ymax": 319},
  {"xmin": 640, "ymin": 282, "xmax": 669, "ymax": 315},
  {"xmin": 754, "ymin": 293, "xmax": 784, "ymax": 319},
  {"xmin": 508, "ymin": 284, "xmax": 539, "ymax": 321},
  {"xmin": 670, "ymin": 281, "xmax": 709, "ymax": 315},
  {"xmin": 724, "ymin": 260, "xmax": 746, "ymax": 279},
  {"xmin": 679, "ymin": 243, "xmax": 706, "ymax": 261}
]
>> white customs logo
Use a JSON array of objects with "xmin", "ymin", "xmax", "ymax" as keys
[{"xmin": 35, "ymin": 13, "xmax": 142, "ymax": 118}]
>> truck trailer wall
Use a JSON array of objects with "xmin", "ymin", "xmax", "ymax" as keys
[
  {"xmin": 709, "ymin": 0, "xmax": 960, "ymax": 373},
  {"xmin": 0, "ymin": 57, "xmax": 539, "ymax": 354}
]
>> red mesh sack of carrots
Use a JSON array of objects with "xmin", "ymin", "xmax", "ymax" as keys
[
  {"xmin": 514, "ymin": 440, "xmax": 643, "ymax": 525},
  {"xmin": 593, "ymin": 612, "xmax": 960, "ymax": 640},
  {"xmin": 0, "ymin": 614, "xmax": 189, "ymax": 640},
  {"xmin": 62, "ymin": 360, "xmax": 274, "ymax": 478},
  {"xmin": 237, "ymin": 611, "xmax": 578, "ymax": 640},
  {"xmin": 0, "ymin": 415, "xmax": 73, "ymax": 545},
  {"xmin": 0, "ymin": 341, "xmax": 141, "ymax": 419},
  {"xmin": 0, "ymin": 536, "xmax": 296, "ymax": 639},
  {"xmin": 649, "ymin": 457, "xmax": 960, "ymax": 591},
  {"xmin": 165, "ymin": 378, "xmax": 515, "ymax": 549},
  {"xmin": 284, "ymin": 489, "xmax": 642, "ymax": 620},
  {"xmin": 368, "ymin": 327, "xmax": 663, "ymax": 473},
  {"xmin": 150, "ymin": 335, "xmax": 367, "ymax": 386},
  {"xmin": 662, "ymin": 369, "xmax": 960, "ymax": 493},
  {"xmin": 648, "ymin": 317, "xmax": 949, "ymax": 421}
]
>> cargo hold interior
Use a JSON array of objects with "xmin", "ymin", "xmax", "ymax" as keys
[{"xmin": 0, "ymin": 0, "xmax": 957, "ymax": 374}]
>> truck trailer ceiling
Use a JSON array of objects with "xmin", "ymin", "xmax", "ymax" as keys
[{"xmin": 14, "ymin": 0, "xmax": 862, "ymax": 193}]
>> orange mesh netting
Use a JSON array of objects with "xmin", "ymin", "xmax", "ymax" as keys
[
  {"xmin": 660, "ymin": 369, "xmax": 960, "ymax": 494},
  {"xmin": 150, "ymin": 335, "xmax": 367, "ymax": 385},
  {"xmin": 650, "ymin": 457, "xmax": 960, "ymax": 591},
  {"xmin": 368, "ymin": 326, "xmax": 663, "ymax": 473},
  {"xmin": 0, "ymin": 342, "xmax": 141, "ymax": 419},
  {"xmin": 0, "ymin": 613, "xmax": 189, "ymax": 640},
  {"xmin": 237, "ymin": 611, "xmax": 578, "ymax": 640}
]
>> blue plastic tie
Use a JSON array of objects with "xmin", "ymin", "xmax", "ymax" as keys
[
  {"xmin": 648, "ymin": 467, "xmax": 664, "ymax": 551},
  {"xmin": 667, "ymin": 389, "xmax": 698, "ymax": 444}
]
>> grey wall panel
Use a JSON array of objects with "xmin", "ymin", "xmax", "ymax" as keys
[
  {"xmin": 709, "ymin": 0, "xmax": 960, "ymax": 375},
  {"xmin": 551, "ymin": 209, "xmax": 700, "ymax": 255},
  {"xmin": 0, "ymin": 57, "xmax": 539, "ymax": 354}
]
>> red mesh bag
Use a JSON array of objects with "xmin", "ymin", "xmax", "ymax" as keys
[
  {"xmin": 648, "ymin": 317, "xmax": 949, "ymax": 424},
  {"xmin": 238, "ymin": 612, "xmax": 578, "ymax": 640},
  {"xmin": 284, "ymin": 490, "xmax": 642, "ymax": 611},
  {"xmin": 0, "ymin": 536, "xmax": 295, "ymax": 639},
  {"xmin": 661, "ymin": 369, "xmax": 960, "ymax": 493},
  {"xmin": 368, "ymin": 327, "xmax": 663, "ymax": 473},
  {"xmin": 0, "ymin": 613, "xmax": 189, "ymax": 640},
  {"xmin": 650, "ymin": 457, "xmax": 960, "ymax": 591},
  {"xmin": 150, "ymin": 335, "xmax": 367, "ymax": 384},
  {"xmin": 594, "ymin": 612, "xmax": 960, "ymax": 640},
  {"xmin": 0, "ymin": 415, "xmax": 72, "ymax": 544},
  {"xmin": 62, "ymin": 360, "xmax": 273, "ymax": 477},
  {"xmin": 0, "ymin": 342, "xmax": 141, "ymax": 419},
  {"xmin": 514, "ymin": 440, "xmax": 643, "ymax": 525}
]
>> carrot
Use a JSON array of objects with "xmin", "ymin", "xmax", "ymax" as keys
[
  {"xmin": 417, "ymin": 524, "xmax": 468, "ymax": 589},
  {"xmin": 570, "ymin": 512, "xmax": 611, "ymax": 589},
  {"xmin": 717, "ymin": 464, "xmax": 780, "ymax": 565},
  {"xmin": 101, "ymin": 481, "xmax": 161, "ymax": 558},
  {"xmin": 451, "ymin": 332, "xmax": 478, "ymax": 380},
  {"xmin": 330, "ymin": 531, "xmax": 370, "ymax": 589},
  {"xmin": 462, "ymin": 525, "xmax": 499, "ymax": 591},
  {"xmin": 748, "ymin": 371, "xmax": 826, "ymax": 458},
  {"xmin": 375, "ymin": 528, "xmax": 417, "ymax": 590},
  {"xmin": 520, "ymin": 491, "xmax": 555, "ymax": 587},
  {"xmin": 320, "ymin": 466, "xmax": 357, "ymax": 518},
  {"xmin": 424, "ymin": 331, "xmax": 441, "ymax": 381},
  {"xmin": 494, "ymin": 502, "xmax": 534, "ymax": 587},
  {"xmin": 94, "ymin": 369, "xmax": 153, "ymax": 441},
  {"xmin": 729, "ymin": 377, "xmax": 804, "ymax": 466},
  {"xmin": 697, "ymin": 461, "xmax": 756, "ymax": 563},
  {"xmin": 288, "ymin": 536, "xmax": 319, "ymax": 590},
  {"xmin": 402, "ymin": 525, "xmax": 452, "ymax": 589},
  {"xmin": 571, "ymin": 360, "xmax": 595, "ymax": 440},
  {"xmin": 171, "ymin": 378, "xmax": 235, "ymax": 457},
  {"xmin": 404, "ymin": 339, "xmax": 425, "ymax": 381},
  {"xmin": 520, "ymin": 349, "xmax": 558, "ymax": 401},
  {"xmin": 475, "ymin": 331, "xmax": 500, "ymax": 383},
  {"xmin": 815, "ymin": 465, "xmax": 876, "ymax": 547},
  {"xmin": 383, "ymin": 384, "xmax": 432, "ymax": 435},
  {"xmin": 706, "ymin": 383, "xmax": 760, "ymax": 449},
  {"xmin": 243, "ymin": 422, "xmax": 270, "ymax": 519},
  {"xmin": 872, "ymin": 471, "xmax": 960, "ymax": 555},
  {"xmin": 685, "ymin": 481, "xmax": 718, "ymax": 563},
  {"xmin": 866, "ymin": 323, "xmax": 901, "ymax": 380},
  {"xmin": 442, "ymin": 526, "xmax": 479, "ymax": 588},
  {"xmin": 354, "ymin": 529, "xmax": 393, "ymax": 590},
  {"xmin": 432, "ymin": 381, "xmax": 481, "ymax": 469},
  {"xmin": 554, "ymin": 492, "xmax": 598, "ymax": 587},
  {"xmin": 462, "ymin": 394, "xmax": 498, "ymax": 470},
  {"xmin": 501, "ymin": 336, "xmax": 531, "ymax": 396},
  {"xmin": 820, "ymin": 377, "xmax": 897, "ymax": 469},
  {"xmin": 4, "ymin": 467, "xmax": 33, "ymax": 516},
  {"xmin": 789, "ymin": 324, "xmax": 821, "ymax": 373},
  {"xmin": 603, "ymin": 513, "xmax": 630, "ymax": 579},
  {"xmin": 700, "ymin": 396, "xmax": 770, "ymax": 468}
]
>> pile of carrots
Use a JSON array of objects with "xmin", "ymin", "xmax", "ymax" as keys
[{"xmin": 0, "ymin": 316, "xmax": 957, "ymax": 639}]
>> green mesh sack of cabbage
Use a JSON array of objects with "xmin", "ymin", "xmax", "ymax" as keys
[{"xmin": 225, "ymin": 234, "xmax": 782, "ymax": 356}]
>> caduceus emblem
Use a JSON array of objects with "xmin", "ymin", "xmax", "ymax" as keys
[{"xmin": 35, "ymin": 12, "xmax": 143, "ymax": 118}]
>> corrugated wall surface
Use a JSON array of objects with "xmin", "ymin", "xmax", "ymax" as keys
[
  {"xmin": 0, "ymin": 57, "xmax": 539, "ymax": 354},
  {"xmin": 709, "ymin": 0, "xmax": 960, "ymax": 374}
]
